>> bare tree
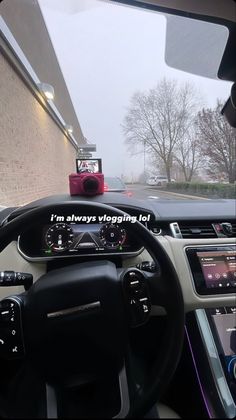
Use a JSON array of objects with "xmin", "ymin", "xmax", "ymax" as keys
[
  {"xmin": 148, "ymin": 154, "xmax": 167, "ymax": 175},
  {"xmin": 174, "ymin": 126, "xmax": 202, "ymax": 182},
  {"xmin": 197, "ymin": 101, "xmax": 236, "ymax": 183},
  {"xmin": 123, "ymin": 78, "xmax": 200, "ymax": 181}
]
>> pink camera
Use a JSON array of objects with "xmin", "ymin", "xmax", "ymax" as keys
[
  {"xmin": 69, "ymin": 158, "xmax": 104, "ymax": 196},
  {"xmin": 69, "ymin": 172, "xmax": 104, "ymax": 196}
]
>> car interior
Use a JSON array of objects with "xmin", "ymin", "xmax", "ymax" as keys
[{"xmin": 0, "ymin": 0, "xmax": 236, "ymax": 418}]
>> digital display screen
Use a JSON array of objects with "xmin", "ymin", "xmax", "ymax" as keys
[
  {"xmin": 210, "ymin": 308, "xmax": 236, "ymax": 356},
  {"xmin": 76, "ymin": 159, "xmax": 102, "ymax": 174},
  {"xmin": 42, "ymin": 222, "xmax": 130, "ymax": 256},
  {"xmin": 19, "ymin": 221, "xmax": 143, "ymax": 259},
  {"xmin": 197, "ymin": 250, "xmax": 236, "ymax": 289}
]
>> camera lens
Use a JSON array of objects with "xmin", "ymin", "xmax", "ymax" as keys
[{"xmin": 83, "ymin": 176, "xmax": 99, "ymax": 194}]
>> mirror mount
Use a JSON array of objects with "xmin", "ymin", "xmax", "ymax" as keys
[{"xmin": 221, "ymin": 83, "xmax": 236, "ymax": 128}]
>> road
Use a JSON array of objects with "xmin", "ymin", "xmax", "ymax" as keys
[{"xmin": 126, "ymin": 184, "xmax": 206, "ymax": 200}]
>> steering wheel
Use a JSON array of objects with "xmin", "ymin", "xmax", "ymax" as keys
[{"xmin": 0, "ymin": 202, "xmax": 184, "ymax": 418}]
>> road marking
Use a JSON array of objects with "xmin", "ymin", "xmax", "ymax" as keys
[
  {"xmin": 148, "ymin": 195, "xmax": 159, "ymax": 199},
  {"xmin": 146, "ymin": 188, "xmax": 209, "ymax": 200}
]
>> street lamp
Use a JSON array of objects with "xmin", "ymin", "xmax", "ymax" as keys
[
  {"xmin": 37, "ymin": 82, "xmax": 55, "ymax": 100},
  {"xmin": 65, "ymin": 124, "xmax": 73, "ymax": 134}
]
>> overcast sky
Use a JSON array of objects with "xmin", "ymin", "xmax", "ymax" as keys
[{"xmin": 39, "ymin": 0, "xmax": 232, "ymax": 180}]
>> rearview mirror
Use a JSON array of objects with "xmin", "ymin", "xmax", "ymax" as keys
[{"xmin": 164, "ymin": 15, "xmax": 229, "ymax": 80}]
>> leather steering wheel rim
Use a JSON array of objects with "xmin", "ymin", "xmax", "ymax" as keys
[{"xmin": 0, "ymin": 201, "xmax": 185, "ymax": 418}]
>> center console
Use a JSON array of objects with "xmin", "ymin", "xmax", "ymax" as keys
[
  {"xmin": 185, "ymin": 244, "xmax": 236, "ymax": 418},
  {"xmin": 206, "ymin": 307, "xmax": 236, "ymax": 385},
  {"xmin": 186, "ymin": 306, "xmax": 236, "ymax": 418}
]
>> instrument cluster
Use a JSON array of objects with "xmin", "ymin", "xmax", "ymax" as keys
[{"xmin": 18, "ymin": 221, "xmax": 143, "ymax": 260}]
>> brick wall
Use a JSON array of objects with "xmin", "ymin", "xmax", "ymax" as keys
[
  {"xmin": 1, "ymin": 0, "xmax": 84, "ymax": 144},
  {"xmin": 0, "ymin": 55, "xmax": 77, "ymax": 207}
]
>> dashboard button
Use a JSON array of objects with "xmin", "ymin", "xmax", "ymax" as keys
[
  {"xmin": 226, "ymin": 307, "xmax": 236, "ymax": 314},
  {"xmin": 209, "ymin": 308, "xmax": 226, "ymax": 315}
]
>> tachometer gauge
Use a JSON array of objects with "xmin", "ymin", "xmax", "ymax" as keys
[
  {"xmin": 45, "ymin": 223, "xmax": 74, "ymax": 252},
  {"xmin": 100, "ymin": 223, "xmax": 126, "ymax": 249}
]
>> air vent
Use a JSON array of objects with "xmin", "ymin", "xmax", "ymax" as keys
[
  {"xmin": 225, "ymin": 222, "xmax": 236, "ymax": 237},
  {"xmin": 178, "ymin": 223, "xmax": 217, "ymax": 239},
  {"xmin": 232, "ymin": 223, "xmax": 236, "ymax": 236}
]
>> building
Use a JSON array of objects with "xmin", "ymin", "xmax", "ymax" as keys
[{"xmin": 0, "ymin": 0, "xmax": 85, "ymax": 206}]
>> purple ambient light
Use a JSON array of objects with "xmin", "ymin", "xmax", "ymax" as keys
[{"xmin": 185, "ymin": 326, "xmax": 213, "ymax": 418}]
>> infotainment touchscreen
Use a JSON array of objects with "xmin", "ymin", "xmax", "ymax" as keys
[
  {"xmin": 211, "ymin": 309, "xmax": 236, "ymax": 356},
  {"xmin": 197, "ymin": 250, "xmax": 236, "ymax": 289},
  {"xmin": 206, "ymin": 307, "xmax": 236, "ymax": 390},
  {"xmin": 186, "ymin": 246, "xmax": 236, "ymax": 295}
]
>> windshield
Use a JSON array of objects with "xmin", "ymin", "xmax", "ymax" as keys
[{"xmin": 0, "ymin": 0, "xmax": 235, "ymax": 206}]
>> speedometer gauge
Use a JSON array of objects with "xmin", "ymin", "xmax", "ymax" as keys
[
  {"xmin": 45, "ymin": 223, "xmax": 74, "ymax": 252},
  {"xmin": 100, "ymin": 223, "xmax": 126, "ymax": 249}
]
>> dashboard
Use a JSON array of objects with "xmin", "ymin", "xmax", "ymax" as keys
[{"xmin": 0, "ymin": 193, "xmax": 235, "ymax": 311}]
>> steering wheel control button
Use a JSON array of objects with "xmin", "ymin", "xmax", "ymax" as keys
[
  {"xmin": 0, "ymin": 298, "xmax": 24, "ymax": 359},
  {"xmin": 129, "ymin": 298, "xmax": 151, "ymax": 326},
  {"xmin": 0, "ymin": 334, "xmax": 10, "ymax": 358},
  {"xmin": 0, "ymin": 308, "xmax": 11, "ymax": 323},
  {"xmin": 11, "ymin": 345, "xmax": 19, "ymax": 354},
  {"xmin": 139, "ymin": 297, "xmax": 149, "ymax": 311},
  {"xmin": 123, "ymin": 269, "xmax": 151, "ymax": 327},
  {"xmin": 125, "ymin": 271, "xmax": 145, "ymax": 295},
  {"xmin": 0, "ymin": 271, "xmax": 33, "ymax": 290},
  {"xmin": 228, "ymin": 357, "xmax": 236, "ymax": 381}
]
